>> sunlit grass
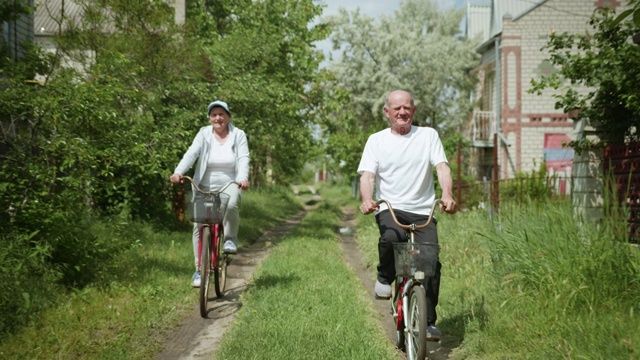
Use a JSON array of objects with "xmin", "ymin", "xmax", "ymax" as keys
[{"xmin": 215, "ymin": 201, "xmax": 398, "ymax": 360}]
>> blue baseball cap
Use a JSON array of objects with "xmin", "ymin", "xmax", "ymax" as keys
[{"xmin": 207, "ymin": 100, "xmax": 230, "ymax": 115}]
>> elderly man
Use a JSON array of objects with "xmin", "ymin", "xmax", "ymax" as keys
[{"xmin": 357, "ymin": 89, "xmax": 457, "ymax": 341}]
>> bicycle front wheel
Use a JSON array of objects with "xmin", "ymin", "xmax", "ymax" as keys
[
  {"xmin": 214, "ymin": 225, "xmax": 227, "ymax": 298},
  {"xmin": 406, "ymin": 285, "xmax": 428, "ymax": 360},
  {"xmin": 199, "ymin": 226, "xmax": 213, "ymax": 318}
]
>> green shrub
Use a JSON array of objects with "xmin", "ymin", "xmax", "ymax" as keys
[
  {"xmin": 0, "ymin": 231, "xmax": 61, "ymax": 337},
  {"xmin": 500, "ymin": 161, "xmax": 556, "ymax": 202}
]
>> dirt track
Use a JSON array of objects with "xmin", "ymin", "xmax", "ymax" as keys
[
  {"xmin": 155, "ymin": 202, "xmax": 452, "ymax": 360},
  {"xmin": 154, "ymin": 210, "xmax": 307, "ymax": 360}
]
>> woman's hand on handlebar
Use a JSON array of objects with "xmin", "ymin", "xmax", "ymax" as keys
[
  {"xmin": 238, "ymin": 180, "xmax": 250, "ymax": 190},
  {"xmin": 169, "ymin": 173, "xmax": 183, "ymax": 184},
  {"xmin": 438, "ymin": 195, "xmax": 457, "ymax": 214},
  {"xmin": 359, "ymin": 199, "xmax": 379, "ymax": 215}
]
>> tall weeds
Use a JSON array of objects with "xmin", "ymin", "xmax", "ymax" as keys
[{"xmin": 472, "ymin": 200, "xmax": 640, "ymax": 358}]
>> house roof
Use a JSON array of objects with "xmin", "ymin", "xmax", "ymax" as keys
[
  {"xmin": 465, "ymin": 3, "xmax": 492, "ymax": 41},
  {"xmin": 34, "ymin": 0, "xmax": 84, "ymax": 36},
  {"xmin": 466, "ymin": 0, "xmax": 547, "ymax": 51}
]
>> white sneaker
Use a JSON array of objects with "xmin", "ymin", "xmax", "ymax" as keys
[
  {"xmin": 427, "ymin": 325, "xmax": 441, "ymax": 341},
  {"xmin": 223, "ymin": 240, "xmax": 237, "ymax": 254},
  {"xmin": 192, "ymin": 271, "xmax": 201, "ymax": 288},
  {"xmin": 374, "ymin": 280, "xmax": 391, "ymax": 300}
]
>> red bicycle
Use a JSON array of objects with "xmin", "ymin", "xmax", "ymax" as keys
[
  {"xmin": 182, "ymin": 176, "xmax": 238, "ymax": 318},
  {"xmin": 376, "ymin": 199, "xmax": 443, "ymax": 360}
]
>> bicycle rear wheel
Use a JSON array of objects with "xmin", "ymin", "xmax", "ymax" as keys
[
  {"xmin": 407, "ymin": 285, "xmax": 428, "ymax": 360},
  {"xmin": 214, "ymin": 225, "xmax": 227, "ymax": 298},
  {"xmin": 199, "ymin": 226, "xmax": 213, "ymax": 318}
]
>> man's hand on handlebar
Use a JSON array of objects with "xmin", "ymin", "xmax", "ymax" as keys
[
  {"xmin": 359, "ymin": 199, "xmax": 379, "ymax": 215},
  {"xmin": 438, "ymin": 196, "xmax": 457, "ymax": 214}
]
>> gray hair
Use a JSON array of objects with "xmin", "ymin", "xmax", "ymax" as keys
[{"xmin": 384, "ymin": 90, "xmax": 416, "ymax": 109}]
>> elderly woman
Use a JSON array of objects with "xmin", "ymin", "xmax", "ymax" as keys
[{"xmin": 170, "ymin": 100, "xmax": 250, "ymax": 287}]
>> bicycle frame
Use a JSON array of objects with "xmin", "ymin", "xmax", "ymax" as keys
[{"xmin": 197, "ymin": 223, "xmax": 222, "ymax": 272}]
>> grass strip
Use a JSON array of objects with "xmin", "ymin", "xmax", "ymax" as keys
[{"xmin": 215, "ymin": 201, "xmax": 398, "ymax": 360}]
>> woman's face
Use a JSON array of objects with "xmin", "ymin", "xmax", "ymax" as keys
[{"xmin": 209, "ymin": 107, "xmax": 230, "ymax": 131}]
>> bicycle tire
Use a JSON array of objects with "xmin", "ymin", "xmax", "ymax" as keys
[
  {"xmin": 199, "ymin": 226, "xmax": 212, "ymax": 318},
  {"xmin": 213, "ymin": 224, "xmax": 227, "ymax": 298},
  {"xmin": 396, "ymin": 328, "xmax": 406, "ymax": 351},
  {"xmin": 407, "ymin": 285, "xmax": 428, "ymax": 360}
]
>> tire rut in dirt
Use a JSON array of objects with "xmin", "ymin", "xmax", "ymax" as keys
[{"xmin": 154, "ymin": 210, "xmax": 308, "ymax": 360}]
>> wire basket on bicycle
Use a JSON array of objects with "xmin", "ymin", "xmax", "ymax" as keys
[
  {"xmin": 393, "ymin": 242, "xmax": 439, "ymax": 278},
  {"xmin": 186, "ymin": 192, "xmax": 230, "ymax": 224}
]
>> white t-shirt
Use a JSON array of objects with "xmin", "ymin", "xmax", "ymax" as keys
[
  {"xmin": 357, "ymin": 126, "xmax": 448, "ymax": 215},
  {"xmin": 201, "ymin": 138, "xmax": 236, "ymax": 190}
]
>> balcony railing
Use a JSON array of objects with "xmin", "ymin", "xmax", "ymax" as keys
[{"xmin": 471, "ymin": 111, "xmax": 496, "ymax": 147}]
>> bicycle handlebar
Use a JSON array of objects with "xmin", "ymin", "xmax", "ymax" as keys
[
  {"xmin": 375, "ymin": 199, "xmax": 445, "ymax": 231},
  {"xmin": 180, "ymin": 176, "xmax": 239, "ymax": 195}
]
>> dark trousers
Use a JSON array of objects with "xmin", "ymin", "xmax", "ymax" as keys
[{"xmin": 375, "ymin": 209, "xmax": 441, "ymax": 325}]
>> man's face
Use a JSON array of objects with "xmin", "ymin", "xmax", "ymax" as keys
[{"xmin": 384, "ymin": 93, "xmax": 415, "ymax": 129}]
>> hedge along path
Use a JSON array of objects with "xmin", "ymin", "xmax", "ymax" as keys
[{"xmin": 155, "ymin": 209, "xmax": 308, "ymax": 360}]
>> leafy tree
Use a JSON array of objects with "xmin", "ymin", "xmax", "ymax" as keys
[
  {"xmin": 318, "ymin": 0, "xmax": 478, "ymax": 178},
  {"xmin": 188, "ymin": 0, "xmax": 329, "ymax": 186},
  {"xmin": 1, "ymin": 0, "xmax": 332, "ymax": 270},
  {"xmin": 306, "ymin": 70, "xmax": 365, "ymax": 184},
  {"xmin": 614, "ymin": 0, "xmax": 640, "ymax": 44},
  {"xmin": 530, "ymin": 8, "xmax": 640, "ymax": 150}
]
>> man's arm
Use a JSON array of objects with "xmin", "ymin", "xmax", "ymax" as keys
[
  {"xmin": 435, "ymin": 162, "xmax": 457, "ymax": 214},
  {"xmin": 359, "ymin": 171, "xmax": 379, "ymax": 215}
]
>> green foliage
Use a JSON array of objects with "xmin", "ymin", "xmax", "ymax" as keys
[
  {"xmin": 0, "ymin": 231, "xmax": 61, "ymax": 337},
  {"xmin": 47, "ymin": 212, "xmax": 139, "ymax": 287},
  {"xmin": 0, "ymin": 185, "xmax": 302, "ymax": 355},
  {"xmin": 613, "ymin": 0, "xmax": 640, "ymax": 28},
  {"xmin": 188, "ymin": 0, "xmax": 329, "ymax": 187},
  {"xmin": 530, "ymin": 8, "xmax": 640, "ymax": 150},
  {"xmin": 478, "ymin": 201, "xmax": 639, "ymax": 358},
  {"xmin": 0, "ymin": 0, "xmax": 329, "ymax": 337},
  {"xmin": 499, "ymin": 161, "xmax": 556, "ymax": 202},
  {"xmin": 310, "ymin": 75, "xmax": 368, "ymax": 180}
]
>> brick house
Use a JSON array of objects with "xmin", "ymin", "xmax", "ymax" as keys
[{"xmin": 464, "ymin": 0, "xmax": 625, "ymax": 185}]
